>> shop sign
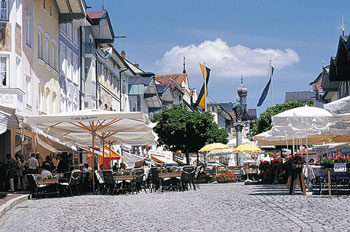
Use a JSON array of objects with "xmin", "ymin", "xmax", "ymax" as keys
[{"xmin": 334, "ymin": 163, "xmax": 346, "ymax": 172}]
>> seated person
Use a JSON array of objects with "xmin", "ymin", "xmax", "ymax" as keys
[{"xmin": 41, "ymin": 163, "xmax": 53, "ymax": 179}]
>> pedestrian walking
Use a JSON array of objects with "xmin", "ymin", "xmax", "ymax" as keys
[
  {"xmin": 15, "ymin": 154, "xmax": 23, "ymax": 190},
  {"xmin": 6, "ymin": 153, "xmax": 16, "ymax": 192}
]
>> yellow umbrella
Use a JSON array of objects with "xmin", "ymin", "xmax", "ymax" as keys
[
  {"xmin": 234, "ymin": 143, "xmax": 262, "ymax": 153},
  {"xmin": 199, "ymin": 143, "xmax": 230, "ymax": 152}
]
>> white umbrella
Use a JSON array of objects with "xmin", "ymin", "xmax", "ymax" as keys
[{"xmin": 24, "ymin": 109, "xmax": 153, "ymax": 192}]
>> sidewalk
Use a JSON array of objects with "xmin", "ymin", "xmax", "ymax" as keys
[{"xmin": 0, "ymin": 193, "xmax": 29, "ymax": 218}]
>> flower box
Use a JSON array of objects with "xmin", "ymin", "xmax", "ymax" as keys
[{"xmin": 322, "ymin": 163, "xmax": 334, "ymax": 169}]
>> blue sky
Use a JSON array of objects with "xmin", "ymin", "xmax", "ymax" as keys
[{"xmin": 86, "ymin": 0, "xmax": 349, "ymax": 115}]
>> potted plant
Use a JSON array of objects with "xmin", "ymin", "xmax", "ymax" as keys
[
  {"xmin": 320, "ymin": 157, "xmax": 334, "ymax": 169},
  {"xmin": 216, "ymin": 171, "xmax": 235, "ymax": 183}
]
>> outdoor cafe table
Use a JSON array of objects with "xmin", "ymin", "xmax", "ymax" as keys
[
  {"xmin": 158, "ymin": 173, "xmax": 182, "ymax": 179},
  {"xmin": 35, "ymin": 179, "xmax": 59, "ymax": 185},
  {"xmin": 113, "ymin": 175, "xmax": 136, "ymax": 181}
]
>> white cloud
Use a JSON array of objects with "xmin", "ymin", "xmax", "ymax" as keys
[{"xmin": 156, "ymin": 38, "xmax": 300, "ymax": 78}]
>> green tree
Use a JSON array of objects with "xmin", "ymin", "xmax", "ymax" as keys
[
  {"xmin": 152, "ymin": 105, "xmax": 228, "ymax": 164},
  {"xmin": 250, "ymin": 100, "xmax": 314, "ymax": 137}
]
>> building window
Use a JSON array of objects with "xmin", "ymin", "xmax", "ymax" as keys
[
  {"xmin": 44, "ymin": 39, "xmax": 49, "ymax": 63},
  {"xmin": 25, "ymin": 16, "xmax": 31, "ymax": 46},
  {"xmin": 26, "ymin": 76, "xmax": 32, "ymax": 107},
  {"xmin": 37, "ymin": 33, "xmax": 42, "ymax": 59},
  {"xmin": 0, "ymin": 0, "xmax": 7, "ymax": 20},
  {"xmin": 50, "ymin": 43, "xmax": 55, "ymax": 68},
  {"xmin": 43, "ymin": 0, "xmax": 45, "ymax": 10},
  {"xmin": 50, "ymin": 6, "xmax": 52, "ymax": 16},
  {"xmin": 0, "ymin": 56, "xmax": 6, "ymax": 87}
]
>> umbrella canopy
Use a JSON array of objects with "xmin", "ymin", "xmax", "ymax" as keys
[
  {"xmin": 24, "ymin": 109, "xmax": 153, "ymax": 192},
  {"xmin": 234, "ymin": 143, "xmax": 262, "ymax": 153},
  {"xmin": 271, "ymin": 106, "xmax": 332, "ymax": 137},
  {"xmin": 199, "ymin": 143, "xmax": 230, "ymax": 152}
]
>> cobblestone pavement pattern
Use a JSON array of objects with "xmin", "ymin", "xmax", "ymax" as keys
[{"xmin": 0, "ymin": 183, "xmax": 349, "ymax": 232}]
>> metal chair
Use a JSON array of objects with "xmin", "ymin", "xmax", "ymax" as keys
[
  {"xmin": 102, "ymin": 170, "xmax": 115, "ymax": 194},
  {"xmin": 182, "ymin": 165, "xmax": 196, "ymax": 191}
]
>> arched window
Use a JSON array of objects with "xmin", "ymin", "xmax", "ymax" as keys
[
  {"xmin": 44, "ymin": 38, "xmax": 49, "ymax": 63},
  {"xmin": 50, "ymin": 43, "xmax": 55, "ymax": 69}
]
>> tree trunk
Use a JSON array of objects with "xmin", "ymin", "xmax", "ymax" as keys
[
  {"xmin": 186, "ymin": 148, "xmax": 190, "ymax": 165},
  {"xmin": 196, "ymin": 151, "xmax": 199, "ymax": 166}
]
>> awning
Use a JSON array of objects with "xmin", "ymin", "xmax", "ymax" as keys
[{"xmin": 0, "ymin": 105, "xmax": 21, "ymax": 134}]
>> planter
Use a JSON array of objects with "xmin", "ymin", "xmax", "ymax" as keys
[
  {"xmin": 322, "ymin": 163, "xmax": 334, "ymax": 169},
  {"xmin": 216, "ymin": 175, "xmax": 228, "ymax": 183}
]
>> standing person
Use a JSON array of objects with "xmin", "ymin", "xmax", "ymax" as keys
[
  {"xmin": 42, "ymin": 155, "xmax": 55, "ymax": 172},
  {"xmin": 35, "ymin": 153, "xmax": 41, "ymax": 170},
  {"xmin": 56, "ymin": 154, "xmax": 69, "ymax": 173},
  {"xmin": 6, "ymin": 154, "xmax": 16, "ymax": 192},
  {"xmin": 27, "ymin": 153, "xmax": 39, "ymax": 174},
  {"xmin": 15, "ymin": 154, "xmax": 23, "ymax": 191}
]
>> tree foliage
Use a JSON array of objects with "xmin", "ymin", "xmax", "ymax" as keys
[
  {"xmin": 250, "ymin": 100, "xmax": 314, "ymax": 137},
  {"xmin": 151, "ymin": 105, "xmax": 228, "ymax": 155}
]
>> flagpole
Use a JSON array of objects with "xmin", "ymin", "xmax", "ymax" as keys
[
  {"xmin": 270, "ymin": 60, "xmax": 274, "ymax": 106},
  {"xmin": 204, "ymin": 62, "xmax": 207, "ymax": 112}
]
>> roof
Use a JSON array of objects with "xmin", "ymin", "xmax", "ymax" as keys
[
  {"xmin": 128, "ymin": 76, "xmax": 153, "ymax": 86},
  {"xmin": 219, "ymin": 103, "xmax": 233, "ymax": 112},
  {"xmin": 154, "ymin": 73, "xmax": 188, "ymax": 87},
  {"xmin": 285, "ymin": 91, "xmax": 314, "ymax": 103}
]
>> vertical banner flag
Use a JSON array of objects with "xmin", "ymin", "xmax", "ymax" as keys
[
  {"xmin": 195, "ymin": 64, "xmax": 211, "ymax": 109},
  {"xmin": 257, "ymin": 63, "xmax": 274, "ymax": 107}
]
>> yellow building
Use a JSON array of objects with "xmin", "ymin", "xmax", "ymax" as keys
[{"xmin": 33, "ymin": 0, "xmax": 60, "ymax": 115}]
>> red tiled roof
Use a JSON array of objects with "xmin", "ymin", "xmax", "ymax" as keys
[
  {"xmin": 87, "ymin": 11, "xmax": 106, "ymax": 19},
  {"xmin": 154, "ymin": 73, "xmax": 188, "ymax": 87}
]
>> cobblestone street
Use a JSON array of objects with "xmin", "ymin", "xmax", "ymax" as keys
[{"xmin": 1, "ymin": 183, "xmax": 350, "ymax": 232}]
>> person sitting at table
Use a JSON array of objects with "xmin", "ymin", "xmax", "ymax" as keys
[{"xmin": 41, "ymin": 163, "xmax": 53, "ymax": 179}]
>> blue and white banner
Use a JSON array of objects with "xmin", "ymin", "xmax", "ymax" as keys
[{"xmin": 257, "ymin": 64, "xmax": 274, "ymax": 107}]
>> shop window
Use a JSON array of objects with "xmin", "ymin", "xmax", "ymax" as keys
[{"xmin": 50, "ymin": 43, "xmax": 55, "ymax": 68}]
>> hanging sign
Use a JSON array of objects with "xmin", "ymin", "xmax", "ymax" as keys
[{"xmin": 334, "ymin": 163, "xmax": 346, "ymax": 172}]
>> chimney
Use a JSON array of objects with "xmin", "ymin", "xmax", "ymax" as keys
[
  {"xmin": 135, "ymin": 64, "xmax": 139, "ymax": 68},
  {"xmin": 102, "ymin": 4, "xmax": 105, "ymax": 11},
  {"xmin": 121, "ymin": 51, "xmax": 126, "ymax": 59}
]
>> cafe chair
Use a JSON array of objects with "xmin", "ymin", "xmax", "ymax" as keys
[
  {"xmin": 102, "ymin": 170, "xmax": 115, "ymax": 194},
  {"xmin": 149, "ymin": 168, "xmax": 160, "ymax": 193},
  {"xmin": 182, "ymin": 165, "xmax": 196, "ymax": 191},
  {"xmin": 26, "ymin": 174, "xmax": 47, "ymax": 199}
]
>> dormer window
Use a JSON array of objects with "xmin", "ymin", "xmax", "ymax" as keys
[{"xmin": 0, "ymin": 0, "xmax": 7, "ymax": 21}]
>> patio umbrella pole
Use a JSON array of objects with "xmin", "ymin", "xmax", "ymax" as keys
[
  {"xmin": 102, "ymin": 137, "xmax": 105, "ymax": 169},
  {"xmin": 109, "ymin": 142, "xmax": 112, "ymax": 170},
  {"xmin": 92, "ymin": 130, "xmax": 96, "ymax": 194}
]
